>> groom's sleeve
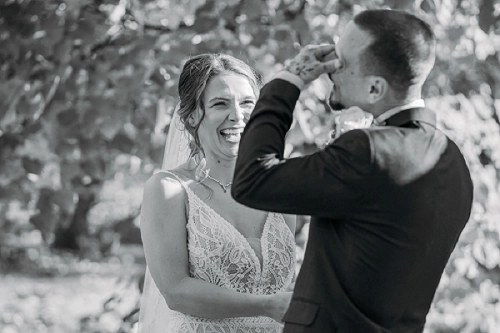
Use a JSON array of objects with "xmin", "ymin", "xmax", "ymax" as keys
[{"xmin": 232, "ymin": 79, "xmax": 373, "ymax": 218}]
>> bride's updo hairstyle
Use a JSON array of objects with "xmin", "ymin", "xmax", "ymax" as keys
[{"xmin": 177, "ymin": 54, "xmax": 263, "ymax": 159}]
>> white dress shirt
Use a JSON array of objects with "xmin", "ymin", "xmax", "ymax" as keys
[{"xmin": 374, "ymin": 99, "xmax": 426, "ymax": 125}]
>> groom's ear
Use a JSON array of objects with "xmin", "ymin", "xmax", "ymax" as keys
[{"xmin": 366, "ymin": 76, "xmax": 387, "ymax": 104}]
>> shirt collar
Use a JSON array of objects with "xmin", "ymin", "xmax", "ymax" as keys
[{"xmin": 374, "ymin": 99, "xmax": 426, "ymax": 125}]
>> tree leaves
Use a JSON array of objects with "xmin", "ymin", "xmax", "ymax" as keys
[
  {"xmin": 478, "ymin": 0, "xmax": 497, "ymax": 33},
  {"xmin": 240, "ymin": 0, "xmax": 268, "ymax": 21},
  {"xmin": 1, "ymin": 1, "xmax": 500, "ymax": 329},
  {"xmin": 0, "ymin": 159, "xmax": 25, "ymax": 187}
]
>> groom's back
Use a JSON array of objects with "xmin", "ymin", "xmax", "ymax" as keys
[
  {"xmin": 288, "ymin": 123, "xmax": 473, "ymax": 332},
  {"xmin": 349, "ymin": 124, "xmax": 472, "ymax": 325}
]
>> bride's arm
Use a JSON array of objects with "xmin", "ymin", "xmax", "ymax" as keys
[
  {"xmin": 140, "ymin": 172, "xmax": 291, "ymax": 321},
  {"xmin": 283, "ymin": 214, "xmax": 297, "ymax": 235}
]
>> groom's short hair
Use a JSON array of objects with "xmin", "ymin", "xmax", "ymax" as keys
[{"xmin": 354, "ymin": 10, "xmax": 436, "ymax": 97}]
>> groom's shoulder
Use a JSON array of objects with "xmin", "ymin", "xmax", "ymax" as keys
[
  {"xmin": 363, "ymin": 124, "xmax": 425, "ymax": 145},
  {"xmin": 363, "ymin": 124, "xmax": 450, "ymax": 168},
  {"xmin": 330, "ymin": 129, "xmax": 374, "ymax": 164},
  {"xmin": 334, "ymin": 128, "xmax": 372, "ymax": 148}
]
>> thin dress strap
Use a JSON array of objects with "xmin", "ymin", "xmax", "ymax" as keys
[
  {"xmin": 162, "ymin": 170, "xmax": 189, "ymax": 191},
  {"xmin": 162, "ymin": 170, "xmax": 192, "ymax": 219}
]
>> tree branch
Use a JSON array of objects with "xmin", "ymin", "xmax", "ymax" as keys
[
  {"xmin": 143, "ymin": 22, "xmax": 189, "ymax": 33},
  {"xmin": 34, "ymin": 75, "xmax": 60, "ymax": 121}
]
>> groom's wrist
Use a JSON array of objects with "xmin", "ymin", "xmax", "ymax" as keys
[{"xmin": 273, "ymin": 71, "xmax": 306, "ymax": 90}]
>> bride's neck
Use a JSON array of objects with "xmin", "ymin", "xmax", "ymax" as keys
[{"xmin": 203, "ymin": 154, "xmax": 236, "ymax": 184}]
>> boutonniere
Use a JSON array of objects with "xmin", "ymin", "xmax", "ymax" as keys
[{"xmin": 332, "ymin": 106, "xmax": 374, "ymax": 140}]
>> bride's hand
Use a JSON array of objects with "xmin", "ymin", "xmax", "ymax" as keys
[
  {"xmin": 266, "ymin": 291, "xmax": 293, "ymax": 322},
  {"xmin": 285, "ymin": 281, "xmax": 295, "ymax": 292}
]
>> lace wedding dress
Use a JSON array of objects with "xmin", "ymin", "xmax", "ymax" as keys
[{"xmin": 138, "ymin": 111, "xmax": 296, "ymax": 332}]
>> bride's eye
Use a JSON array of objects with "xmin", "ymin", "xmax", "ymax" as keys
[
  {"xmin": 212, "ymin": 101, "xmax": 227, "ymax": 107},
  {"xmin": 241, "ymin": 100, "xmax": 255, "ymax": 108}
]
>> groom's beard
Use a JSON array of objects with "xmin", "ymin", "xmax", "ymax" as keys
[
  {"xmin": 329, "ymin": 101, "xmax": 345, "ymax": 111},
  {"xmin": 328, "ymin": 88, "xmax": 345, "ymax": 111}
]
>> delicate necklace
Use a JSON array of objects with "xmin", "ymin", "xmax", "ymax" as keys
[{"xmin": 207, "ymin": 174, "xmax": 233, "ymax": 193}]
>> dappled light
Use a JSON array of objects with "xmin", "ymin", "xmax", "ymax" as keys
[{"xmin": 0, "ymin": 0, "xmax": 499, "ymax": 332}]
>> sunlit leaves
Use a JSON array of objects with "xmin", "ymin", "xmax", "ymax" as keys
[
  {"xmin": 290, "ymin": 14, "xmax": 312, "ymax": 45},
  {"xmin": 0, "ymin": 0, "xmax": 500, "ymax": 330},
  {"xmin": 382, "ymin": 0, "xmax": 415, "ymax": 9},
  {"xmin": 423, "ymin": 87, "xmax": 500, "ymax": 331},
  {"xmin": 141, "ymin": 0, "xmax": 204, "ymax": 29}
]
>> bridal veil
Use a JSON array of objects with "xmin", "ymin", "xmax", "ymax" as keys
[{"xmin": 137, "ymin": 109, "xmax": 191, "ymax": 332}]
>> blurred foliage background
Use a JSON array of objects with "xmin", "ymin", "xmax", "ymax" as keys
[{"xmin": 0, "ymin": 0, "xmax": 499, "ymax": 332}]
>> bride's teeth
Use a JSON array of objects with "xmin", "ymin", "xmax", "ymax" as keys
[
  {"xmin": 220, "ymin": 128, "xmax": 243, "ymax": 142},
  {"xmin": 220, "ymin": 129, "xmax": 243, "ymax": 135}
]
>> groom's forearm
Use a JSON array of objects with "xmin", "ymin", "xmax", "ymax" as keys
[
  {"xmin": 232, "ymin": 45, "xmax": 370, "ymax": 217},
  {"xmin": 232, "ymin": 78, "xmax": 300, "ymax": 206},
  {"xmin": 232, "ymin": 77, "xmax": 372, "ymax": 217}
]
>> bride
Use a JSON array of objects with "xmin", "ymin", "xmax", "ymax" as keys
[{"xmin": 138, "ymin": 54, "xmax": 296, "ymax": 332}]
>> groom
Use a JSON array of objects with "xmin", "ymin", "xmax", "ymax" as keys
[{"xmin": 232, "ymin": 9, "xmax": 473, "ymax": 333}]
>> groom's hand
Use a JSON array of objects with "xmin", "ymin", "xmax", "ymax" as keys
[{"xmin": 284, "ymin": 44, "xmax": 342, "ymax": 85}]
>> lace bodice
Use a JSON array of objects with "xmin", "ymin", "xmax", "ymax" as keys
[{"xmin": 164, "ymin": 172, "xmax": 296, "ymax": 332}]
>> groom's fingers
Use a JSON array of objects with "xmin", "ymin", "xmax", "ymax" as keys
[
  {"xmin": 321, "ymin": 59, "xmax": 343, "ymax": 73},
  {"xmin": 307, "ymin": 44, "xmax": 341, "ymax": 73},
  {"xmin": 311, "ymin": 44, "xmax": 336, "ymax": 59},
  {"xmin": 323, "ymin": 50, "xmax": 338, "ymax": 62}
]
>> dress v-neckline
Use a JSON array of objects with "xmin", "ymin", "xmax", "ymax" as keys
[{"xmin": 185, "ymin": 186, "xmax": 271, "ymax": 275}]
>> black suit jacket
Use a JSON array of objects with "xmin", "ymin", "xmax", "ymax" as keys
[{"xmin": 232, "ymin": 79, "xmax": 473, "ymax": 332}]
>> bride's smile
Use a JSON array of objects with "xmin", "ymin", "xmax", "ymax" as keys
[
  {"xmin": 219, "ymin": 126, "xmax": 245, "ymax": 143},
  {"xmin": 197, "ymin": 73, "xmax": 256, "ymax": 160}
]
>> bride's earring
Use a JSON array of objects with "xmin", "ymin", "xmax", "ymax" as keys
[{"xmin": 195, "ymin": 156, "xmax": 210, "ymax": 182}]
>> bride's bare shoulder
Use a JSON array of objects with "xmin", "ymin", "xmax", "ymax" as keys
[
  {"xmin": 141, "ymin": 169, "xmax": 190, "ymax": 235},
  {"xmin": 145, "ymin": 172, "xmax": 181, "ymax": 198},
  {"xmin": 144, "ymin": 164, "xmax": 194, "ymax": 196}
]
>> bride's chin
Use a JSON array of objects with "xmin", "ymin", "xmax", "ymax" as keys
[
  {"xmin": 219, "ymin": 142, "xmax": 240, "ymax": 157},
  {"xmin": 213, "ymin": 149, "xmax": 239, "ymax": 162},
  {"xmin": 227, "ymin": 152, "xmax": 239, "ymax": 159},
  {"xmin": 225, "ymin": 150, "xmax": 239, "ymax": 160}
]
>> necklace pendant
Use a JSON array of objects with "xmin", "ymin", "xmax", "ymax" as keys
[{"xmin": 207, "ymin": 174, "xmax": 232, "ymax": 193}]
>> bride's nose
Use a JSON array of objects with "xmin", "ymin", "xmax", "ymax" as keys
[{"xmin": 228, "ymin": 104, "xmax": 245, "ymax": 122}]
